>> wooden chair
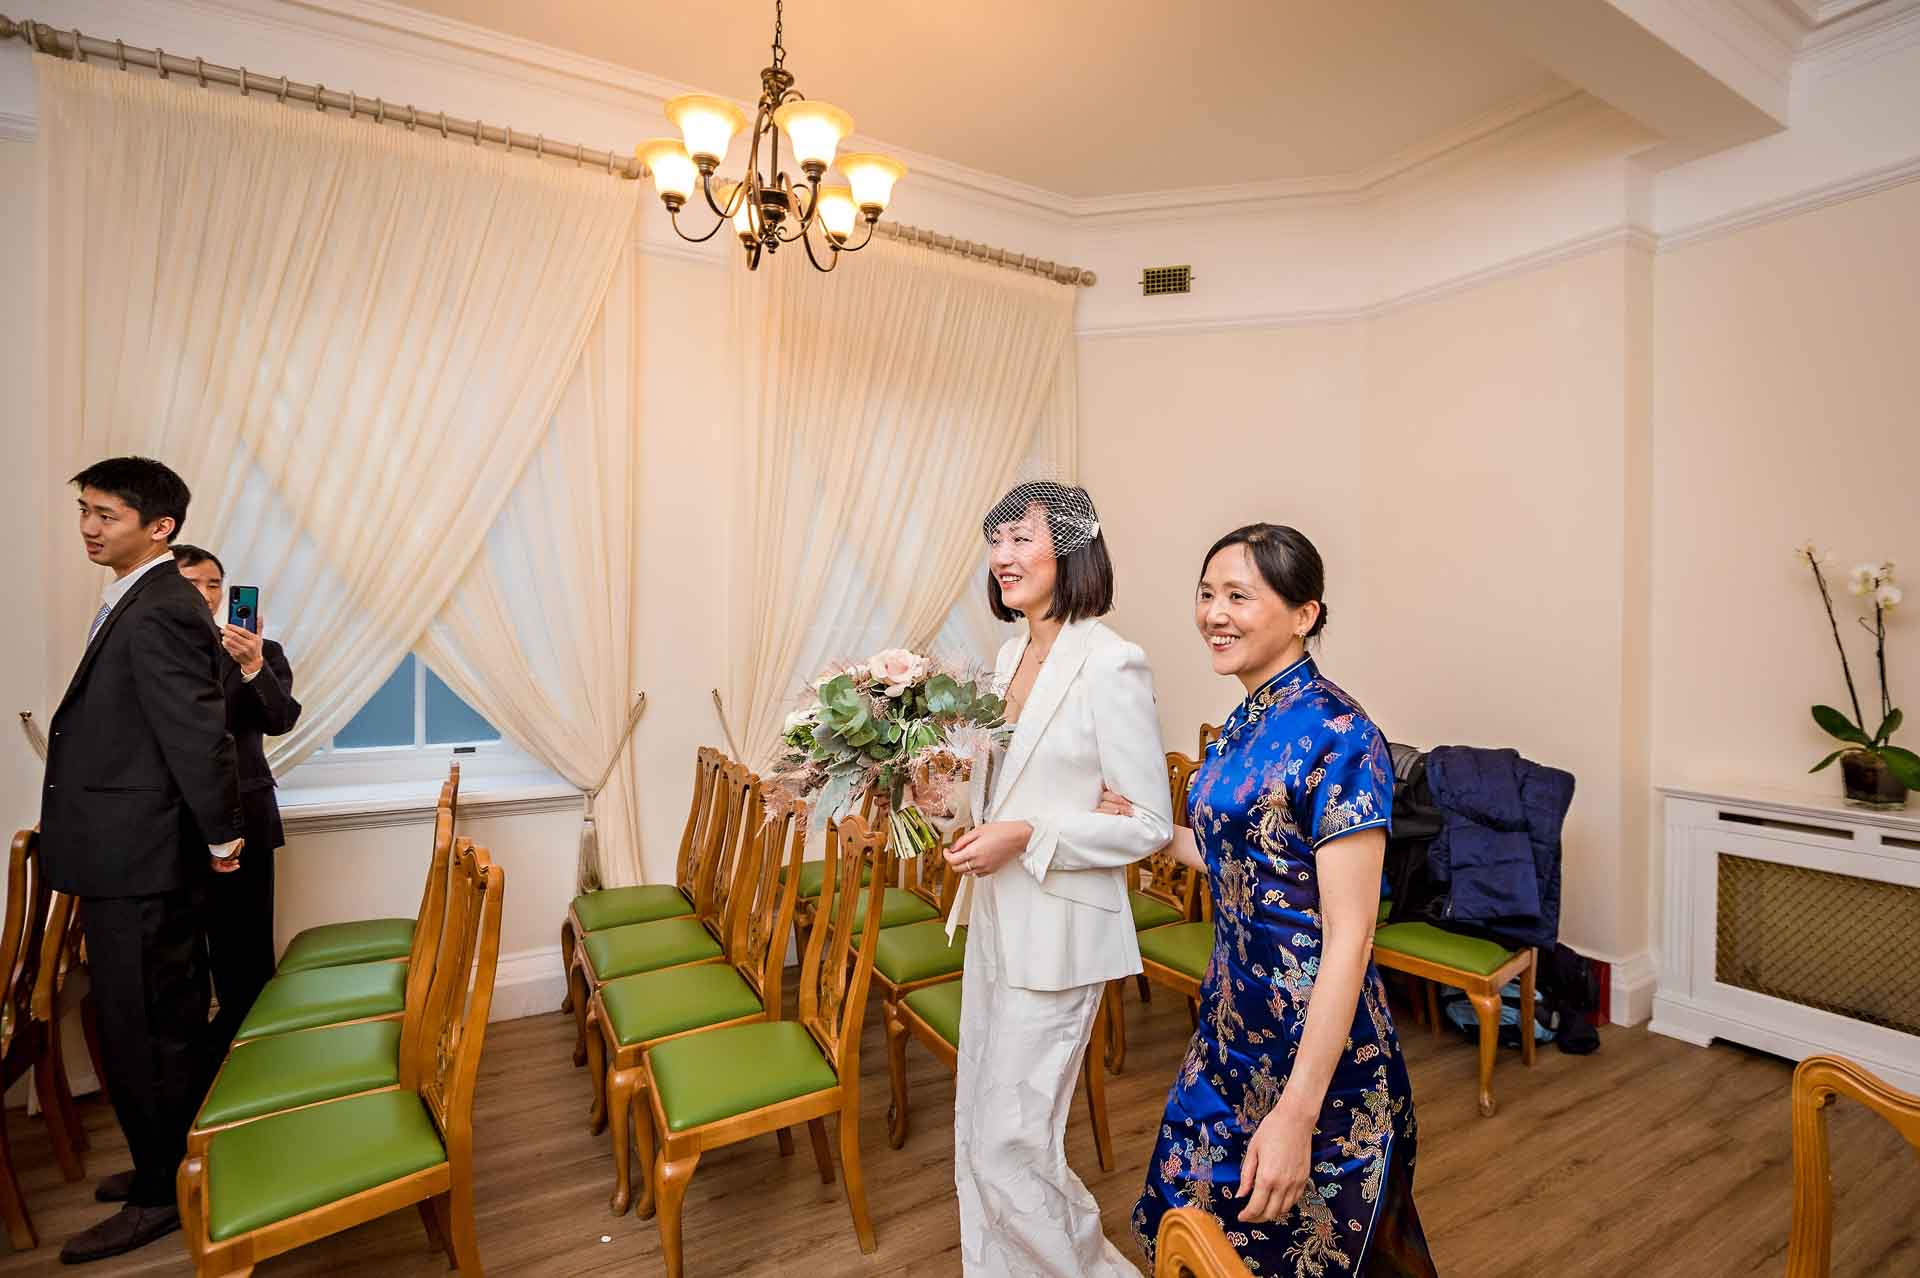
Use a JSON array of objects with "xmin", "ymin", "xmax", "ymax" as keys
[
  {"xmin": 177, "ymin": 839, "xmax": 504, "ymax": 1277},
  {"xmin": 882, "ymin": 969, "xmax": 1116, "ymax": 1172},
  {"xmin": 1786, "ymin": 1054, "xmax": 1920, "ymax": 1278},
  {"xmin": 188, "ymin": 805, "xmax": 458, "ymax": 1157},
  {"xmin": 567, "ymin": 761, "xmax": 756, "ymax": 1068},
  {"xmin": 0, "ymin": 830, "xmax": 85, "ymax": 1251},
  {"xmin": 1198, "ymin": 723, "xmax": 1220, "ymax": 756},
  {"xmin": 585, "ymin": 799, "xmax": 809, "ymax": 1216},
  {"xmin": 230, "ymin": 778, "xmax": 456, "ymax": 1043},
  {"xmin": 561, "ymin": 747, "xmax": 721, "ymax": 1017},
  {"xmin": 1155, "ymin": 1206, "xmax": 1250, "ymax": 1277},
  {"xmin": 275, "ymin": 764, "xmax": 460, "ymax": 973},
  {"xmin": 634, "ymin": 815, "xmax": 889, "ymax": 1278},
  {"xmin": 1108, "ymin": 751, "xmax": 1204, "ymax": 1073},
  {"xmin": 1369, "ymin": 923, "xmax": 1535, "ymax": 1117},
  {"xmin": 784, "ymin": 786, "xmax": 893, "ymax": 955},
  {"xmin": 868, "ymin": 842, "xmax": 965, "ymax": 1028}
]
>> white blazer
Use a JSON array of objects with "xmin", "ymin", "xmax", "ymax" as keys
[{"xmin": 948, "ymin": 616, "xmax": 1174, "ymax": 992}]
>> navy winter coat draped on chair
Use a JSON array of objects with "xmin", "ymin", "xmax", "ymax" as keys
[{"xmin": 1424, "ymin": 746, "xmax": 1574, "ymax": 949}]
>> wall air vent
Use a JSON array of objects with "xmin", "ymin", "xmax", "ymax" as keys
[{"xmin": 1140, "ymin": 265, "xmax": 1192, "ymax": 296}]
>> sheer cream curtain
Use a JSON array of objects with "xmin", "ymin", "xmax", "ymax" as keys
[
  {"xmin": 723, "ymin": 236, "xmax": 1078, "ymax": 767},
  {"xmin": 416, "ymin": 247, "xmax": 647, "ymax": 888},
  {"xmin": 36, "ymin": 57, "xmax": 638, "ymax": 768}
]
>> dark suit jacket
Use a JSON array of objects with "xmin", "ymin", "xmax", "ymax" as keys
[
  {"xmin": 221, "ymin": 639, "xmax": 300, "ymax": 854},
  {"xmin": 41, "ymin": 562, "xmax": 244, "ymax": 898}
]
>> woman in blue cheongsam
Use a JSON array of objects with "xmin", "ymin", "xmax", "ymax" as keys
[{"xmin": 1109, "ymin": 524, "xmax": 1435, "ymax": 1277}]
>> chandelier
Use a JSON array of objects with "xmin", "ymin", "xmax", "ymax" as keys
[{"xmin": 634, "ymin": 0, "xmax": 906, "ymax": 273}]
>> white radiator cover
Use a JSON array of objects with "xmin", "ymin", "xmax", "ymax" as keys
[{"xmin": 1651, "ymin": 785, "xmax": 1920, "ymax": 1093}]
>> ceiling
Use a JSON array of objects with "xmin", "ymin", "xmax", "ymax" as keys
[{"xmin": 396, "ymin": 0, "xmax": 1565, "ymax": 200}]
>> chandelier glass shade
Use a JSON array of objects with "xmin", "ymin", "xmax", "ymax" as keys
[{"xmin": 634, "ymin": 0, "xmax": 906, "ymax": 272}]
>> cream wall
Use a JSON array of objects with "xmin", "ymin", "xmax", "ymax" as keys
[
  {"xmin": 1081, "ymin": 245, "xmax": 1652, "ymax": 966},
  {"xmin": 1650, "ymin": 178, "xmax": 1920, "ymax": 810}
]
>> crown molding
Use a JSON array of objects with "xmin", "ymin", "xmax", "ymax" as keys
[
  {"xmin": 1735, "ymin": 0, "xmax": 1920, "ymax": 60},
  {"xmin": 1076, "ymin": 224, "xmax": 1655, "ymax": 338},
  {"xmin": 1796, "ymin": 0, "xmax": 1920, "ymax": 65},
  {"xmin": 0, "ymin": 110, "xmax": 32, "ymax": 141},
  {"xmin": 271, "ymin": 0, "xmax": 1618, "ymax": 227},
  {"xmin": 1059, "ymin": 85, "xmax": 1584, "ymax": 220},
  {"xmin": 1656, "ymin": 147, "xmax": 1920, "ymax": 249}
]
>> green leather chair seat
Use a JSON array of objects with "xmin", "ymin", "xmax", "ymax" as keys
[
  {"xmin": 873, "ymin": 921, "xmax": 966, "ymax": 986},
  {"xmin": 572, "ymin": 884, "xmax": 694, "ymax": 933},
  {"xmin": 1129, "ymin": 891, "xmax": 1184, "ymax": 932},
  {"xmin": 582, "ymin": 917, "xmax": 721, "ymax": 982},
  {"xmin": 235, "ymin": 961, "xmax": 409, "ymax": 1041},
  {"xmin": 903, "ymin": 980, "xmax": 963, "ymax": 1048},
  {"xmin": 850, "ymin": 888, "xmax": 939, "ymax": 935},
  {"xmin": 276, "ymin": 918, "xmax": 414, "ymax": 974},
  {"xmin": 650, "ymin": 1020, "xmax": 838, "ymax": 1133},
  {"xmin": 199, "ymin": 1020, "xmax": 402, "ymax": 1130},
  {"xmin": 1378, "ymin": 899, "xmax": 1394, "ymax": 925},
  {"xmin": 1138, "ymin": 922, "xmax": 1215, "ymax": 980},
  {"xmin": 206, "ymin": 1089, "xmax": 444, "ymax": 1242},
  {"xmin": 783, "ymin": 860, "xmax": 873, "ymax": 900},
  {"xmin": 1373, "ymin": 922, "xmax": 1516, "ymax": 977},
  {"xmin": 603, "ymin": 963, "xmax": 763, "ymax": 1048}
]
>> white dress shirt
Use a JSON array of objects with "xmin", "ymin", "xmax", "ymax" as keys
[{"xmin": 96, "ymin": 548, "xmax": 177, "ymax": 618}]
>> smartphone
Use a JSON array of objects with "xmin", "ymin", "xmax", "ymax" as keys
[{"xmin": 227, "ymin": 586, "xmax": 261, "ymax": 634}]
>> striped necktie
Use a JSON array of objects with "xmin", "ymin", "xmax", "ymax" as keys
[{"xmin": 87, "ymin": 602, "xmax": 111, "ymax": 645}]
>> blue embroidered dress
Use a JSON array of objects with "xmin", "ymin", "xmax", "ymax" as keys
[{"xmin": 1134, "ymin": 656, "xmax": 1434, "ymax": 1277}]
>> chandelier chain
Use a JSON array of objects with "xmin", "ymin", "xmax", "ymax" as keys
[{"xmin": 771, "ymin": 0, "xmax": 786, "ymax": 71}]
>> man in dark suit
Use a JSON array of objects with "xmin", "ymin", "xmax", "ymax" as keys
[
  {"xmin": 173, "ymin": 544, "xmax": 302, "ymax": 1056},
  {"xmin": 42, "ymin": 457, "xmax": 244, "ymax": 1263}
]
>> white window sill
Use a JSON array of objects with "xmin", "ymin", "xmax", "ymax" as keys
[{"xmin": 281, "ymin": 776, "xmax": 581, "ymax": 836}]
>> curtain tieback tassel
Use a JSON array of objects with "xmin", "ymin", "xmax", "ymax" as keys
[{"xmin": 577, "ymin": 691, "xmax": 647, "ymax": 894}]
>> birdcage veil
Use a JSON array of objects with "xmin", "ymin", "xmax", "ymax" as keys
[{"xmin": 981, "ymin": 470, "xmax": 1102, "ymax": 557}]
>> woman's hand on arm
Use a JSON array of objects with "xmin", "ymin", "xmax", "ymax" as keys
[
  {"xmin": 1097, "ymin": 788, "xmax": 1203, "ymax": 872},
  {"xmin": 1026, "ymin": 642, "xmax": 1173, "ymax": 882},
  {"xmin": 944, "ymin": 821, "xmax": 1033, "ymax": 878},
  {"xmin": 1240, "ymin": 826, "xmax": 1387, "ymax": 1222}
]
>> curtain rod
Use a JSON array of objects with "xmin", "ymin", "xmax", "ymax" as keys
[{"xmin": 0, "ymin": 14, "xmax": 1098, "ymax": 288}]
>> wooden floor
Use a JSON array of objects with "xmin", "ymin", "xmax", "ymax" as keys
[{"xmin": 0, "ymin": 982, "xmax": 1914, "ymax": 1277}]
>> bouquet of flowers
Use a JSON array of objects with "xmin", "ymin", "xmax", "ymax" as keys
[{"xmin": 766, "ymin": 647, "xmax": 1008, "ymax": 859}]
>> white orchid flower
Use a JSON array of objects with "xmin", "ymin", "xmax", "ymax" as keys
[
  {"xmin": 1849, "ymin": 565, "xmax": 1878, "ymax": 596},
  {"xmin": 1876, "ymin": 583, "xmax": 1902, "ymax": 610}
]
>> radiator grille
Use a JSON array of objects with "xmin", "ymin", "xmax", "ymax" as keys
[
  {"xmin": 1715, "ymin": 854, "xmax": 1920, "ymax": 1035},
  {"xmin": 1140, "ymin": 265, "xmax": 1192, "ymax": 296}
]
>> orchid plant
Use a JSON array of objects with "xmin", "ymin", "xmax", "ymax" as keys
[{"xmin": 1797, "ymin": 544, "xmax": 1917, "ymax": 790}]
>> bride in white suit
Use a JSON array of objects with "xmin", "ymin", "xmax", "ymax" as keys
[{"xmin": 941, "ymin": 481, "xmax": 1173, "ymax": 1276}]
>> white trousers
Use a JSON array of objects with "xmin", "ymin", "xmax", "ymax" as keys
[{"xmin": 953, "ymin": 875, "xmax": 1140, "ymax": 1277}]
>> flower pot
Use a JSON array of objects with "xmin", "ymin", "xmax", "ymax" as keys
[{"xmin": 1839, "ymin": 750, "xmax": 1910, "ymax": 810}]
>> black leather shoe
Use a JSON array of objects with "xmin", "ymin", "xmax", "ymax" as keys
[
  {"xmin": 59, "ymin": 1204, "xmax": 181, "ymax": 1264},
  {"xmin": 92, "ymin": 1170, "xmax": 135, "ymax": 1204}
]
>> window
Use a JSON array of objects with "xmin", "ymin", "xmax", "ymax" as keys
[
  {"xmin": 283, "ymin": 653, "xmax": 558, "ymax": 793},
  {"xmin": 330, "ymin": 654, "xmax": 503, "ymax": 750}
]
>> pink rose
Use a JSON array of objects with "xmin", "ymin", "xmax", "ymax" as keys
[{"xmin": 867, "ymin": 647, "xmax": 930, "ymax": 698}]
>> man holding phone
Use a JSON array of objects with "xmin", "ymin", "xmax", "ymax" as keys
[
  {"xmin": 175, "ymin": 546, "xmax": 301, "ymax": 1056},
  {"xmin": 43, "ymin": 458, "xmax": 243, "ymax": 1262}
]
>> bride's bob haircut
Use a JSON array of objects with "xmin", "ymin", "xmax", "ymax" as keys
[{"xmin": 983, "ymin": 480, "xmax": 1115, "ymax": 624}]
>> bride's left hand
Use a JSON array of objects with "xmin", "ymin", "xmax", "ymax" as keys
[{"xmin": 945, "ymin": 820, "xmax": 1033, "ymax": 877}]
